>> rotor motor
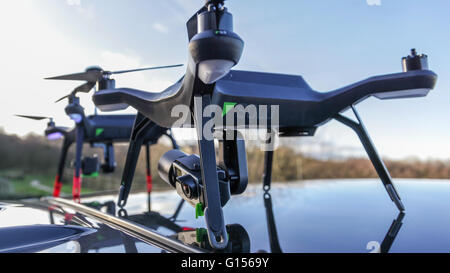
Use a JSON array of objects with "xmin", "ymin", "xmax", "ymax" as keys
[{"xmin": 402, "ymin": 48, "xmax": 429, "ymax": 72}]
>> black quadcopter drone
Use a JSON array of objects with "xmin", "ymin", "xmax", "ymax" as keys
[
  {"xmin": 17, "ymin": 64, "xmax": 182, "ymax": 204},
  {"xmin": 91, "ymin": 0, "xmax": 437, "ymax": 249}
]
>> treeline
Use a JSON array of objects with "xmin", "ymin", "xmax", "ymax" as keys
[
  {"xmin": 0, "ymin": 131, "xmax": 61, "ymax": 174},
  {"xmin": 1, "ymin": 129, "xmax": 450, "ymax": 193},
  {"xmin": 248, "ymin": 148, "xmax": 450, "ymax": 181}
]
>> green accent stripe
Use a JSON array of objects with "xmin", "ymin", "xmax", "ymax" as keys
[
  {"xmin": 83, "ymin": 172, "xmax": 99, "ymax": 178},
  {"xmin": 223, "ymin": 102, "xmax": 237, "ymax": 117},
  {"xmin": 95, "ymin": 128, "xmax": 104, "ymax": 137},
  {"xmin": 195, "ymin": 203, "xmax": 205, "ymax": 219},
  {"xmin": 196, "ymin": 228, "xmax": 207, "ymax": 243}
]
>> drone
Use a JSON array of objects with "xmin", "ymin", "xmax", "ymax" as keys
[
  {"xmin": 17, "ymin": 64, "xmax": 182, "ymax": 205},
  {"xmin": 91, "ymin": 0, "xmax": 437, "ymax": 249}
]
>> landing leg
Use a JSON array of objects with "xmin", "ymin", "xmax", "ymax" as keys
[
  {"xmin": 380, "ymin": 212, "xmax": 405, "ymax": 253},
  {"xmin": 118, "ymin": 112, "xmax": 153, "ymax": 208},
  {"xmin": 263, "ymin": 151, "xmax": 274, "ymax": 192},
  {"xmin": 73, "ymin": 127, "xmax": 84, "ymax": 203},
  {"xmin": 335, "ymin": 106, "xmax": 405, "ymax": 212},
  {"xmin": 261, "ymin": 131, "xmax": 282, "ymax": 253},
  {"xmin": 53, "ymin": 138, "xmax": 72, "ymax": 197},
  {"xmin": 264, "ymin": 193, "xmax": 283, "ymax": 253},
  {"xmin": 165, "ymin": 129, "xmax": 180, "ymax": 150},
  {"xmin": 263, "ymin": 131, "xmax": 275, "ymax": 192},
  {"xmin": 169, "ymin": 199, "xmax": 186, "ymax": 222},
  {"xmin": 145, "ymin": 144, "xmax": 152, "ymax": 212},
  {"xmin": 121, "ymin": 234, "xmax": 139, "ymax": 253}
]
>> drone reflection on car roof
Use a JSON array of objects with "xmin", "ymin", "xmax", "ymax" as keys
[
  {"xmin": 47, "ymin": 200, "xmax": 185, "ymax": 253},
  {"xmin": 117, "ymin": 200, "xmax": 251, "ymax": 253},
  {"xmin": 261, "ymin": 191, "xmax": 405, "ymax": 254},
  {"xmin": 45, "ymin": 189, "xmax": 404, "ymax": 254},
  {"xmin": 47, "ymin": 202, "xmax": 138, "ymax": 253}
]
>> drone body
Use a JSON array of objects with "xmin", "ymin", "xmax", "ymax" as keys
[
  {"xmin": 90, "ymin": 0, "xmax": 438, "ymax": 251},
  {"xmin": 53, "ymin": 113, "xmax": 174, "ymax": 201}
]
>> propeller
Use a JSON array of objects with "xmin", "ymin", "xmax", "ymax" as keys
[
  {"xmin": 15, "ymin": 115, "xmax": 53, "ymax": 121},
  {"xmin": 15, "ymin": 114, "xmax": 58, "ymax": 130},
  {"xmin": 15, "ymin": 114, "xmax": 72, "ymax": 128},
  {"xmin": 54, "ymin": 82, "xmax": 97, "ymax": 103},
  {"xmin": 46, "ymin": 64, "xmax": 184, "ymax": 83},
  {"xmin": 47, "ymin": 64, "xmax": 183, "ymax": 103},
  {"xmin": 55, "ymin": 95, "xmax": 71, "ymax": 103}
]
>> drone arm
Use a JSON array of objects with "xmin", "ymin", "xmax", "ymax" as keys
[
  {"xmin": 326, "ymin": 70, "xmax": 437, "ymax": 108},
  {"xmin": 92, "ymin": 78, "xmax": 190, "ymax": 128},
  {"xmin": 92, "ymin": 88, "xmax": 134, "ymax": 112},
  {"xmin": 334, "ymin": 106, "xmax": 405, "ymax": 212}
]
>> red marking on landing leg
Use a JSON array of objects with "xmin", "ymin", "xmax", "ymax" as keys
[
  {"xmin": 53, "ymin": 175, "xmax": 62, "ymax": 197},
  {"xmin": 73, "ymin": 175, "xmax": 82, "ymax": 203},
  {"xmin": 182, "ymin": 227, "xmax": 196, "ymax": 232},
  {"xmin": 64, "ymin": 213, "xmax": 75, "ymax": 224}
]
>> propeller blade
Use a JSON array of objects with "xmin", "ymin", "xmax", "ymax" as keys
[
  {"xmin": 46, "ymin": 64, "xmax": 183, "ymax": 83},
  {"xmin": 110, "ymin": 64, "xmax": 184, "ymax": 75},
  {"xmin": 53, "ymin": 126, "xmax": 70, "ymax": 132},
  {"xmin": 45, "ymin": 70, "xmax": 103, "ymax": 83},
  {"xmin": 15, "ymin": 115, "xmax": 51, "ymax": 121},
  {"xmin": 74, "ymin": 81, "xmax": 96, "ymax": 93},
  {"xmin": 55, "ymin": 95, "xmax": 70, "ymax": 103},
  {"xmin": 54, "ymin": 82, "xmax": 96, "ymax": 103}
]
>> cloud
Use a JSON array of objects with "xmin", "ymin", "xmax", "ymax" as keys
[
  {"xmin": 366, "ymin": 0, "xmax": 382, "ymax": 6},
  {"xmin": 0, "ymin": 1, "xmax": 181, "ymax": 136},
  {"xmin": 152, "ymin": 22, "xmax": 169, "ymax": 34},
  {"xmin": 66, "ymin": 0, "xmax": 95, "ymax": 19},
  {"xmin": 0, "ymin": 0, "xmax": 95, "ymax": 136}
]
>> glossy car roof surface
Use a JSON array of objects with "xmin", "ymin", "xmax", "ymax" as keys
[{"xmin": 1, "ymin": 179, "xmax": 450, "ymax": 253}]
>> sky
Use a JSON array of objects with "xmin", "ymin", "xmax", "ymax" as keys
[{"xmin": 0, "ymin": 0, "xmax": 449, "ymax": 160}]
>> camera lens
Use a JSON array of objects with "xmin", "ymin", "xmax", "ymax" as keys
[
  {"xmin": 177, "ymin": 175, "xmax": 199, "ymax": 199},
  {"xmin": 158, "ymin": 150, "xmax": 189, "ymax": 188}
]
